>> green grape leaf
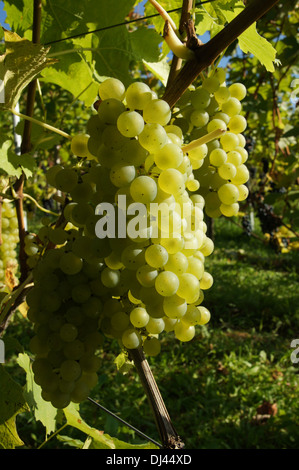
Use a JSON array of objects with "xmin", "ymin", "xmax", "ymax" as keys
[
  {"xmin": 220, "ymin": 1, "xmax": 277, "ymax": 72},
  {"xmin": 194, "ymin": 8, "xmax": 224, "ymax": 38},
  {"xmin": 16, "ymin": 353, "xmax": 57, "ymax": 437},
  {"xmin": 40, "ymin": 35, "xmax": 99, "ymax": 107},
  {"xmin": 0, "ymin": 364, "xmax": 29, "ymax": 449},
  {"xmin": 3, "ymin": 1, "xmax": 34, "ymax": 37},
  {"xmin": 143, "ymin": 56, "xmax": 171, "ymax": 87},
  {"xmin": 56, "ymin": 434, "xmax": 86, "ymax": 448},
  {"xmin": 195, "ymin": 0, "xmax": 277, "ymax": 70},
  {"xmin": 63, "ymin": 403, "xmax": 116, "ymax": 449},
  {"xmin": 63, "ymin": 404, "xmax": 158, "ymax": 449},
  {"xmin": 4, "ymin": 1, "xmax": 162, "ymax": 101},
  {"xmin": 0, "ymin": 29, "xmax": 58, "ymax": 110},
  {"xmin": 114, "ymin": 352, "xmax": 134, "ymax": 374},
  {"xmin": 130, "ymin": 27, "xmax": 162, "ymax": 63},
  {"xmin": 0, "ymin": 138, "xmax": 36, "ymax": 179}
]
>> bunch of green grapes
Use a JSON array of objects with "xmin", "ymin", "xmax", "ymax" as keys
[
  {"xmin": 27, "ymin": 241, "xmax": 108, "ymax": 409},
  {"xmin": 0, "ymin": 201, "xmax": 19, "ymax": 291},
  {"xmin": 27, "ymin": 75, "xmax": 249, "ymax": 407},
  {"xmin": 173, "ymin": 68, "xmax": 249, "ymax": 218}
]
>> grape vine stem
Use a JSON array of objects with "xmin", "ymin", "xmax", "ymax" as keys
[
  {"xmin": 10, "ymin": 108, "xmax": 71, "ymax": 140},
  {"xmin": 22, "ymin": 192, "xmax": 60, "ymax": 217},
  {"xmin": 129, "ymin": 347, "xmax": 185, "ymax": 449},
  {"xmin": 162, "ymin": 0, "xmax": 280, "ymax": 107}
]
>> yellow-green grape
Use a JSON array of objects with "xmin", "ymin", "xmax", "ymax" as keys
[
  {"xmin": 158, "ymin": 169, "xmax": 185, "ymax": 195},
  {"xmin": 122, "ymin": 328, "xmax": 141, "ymax": 349},
  {"xmin": 97, "ymin": 98, "xmax": 126, "ymax": 125},
  {"xmin": 143, "ymin": 99, "xmax": 171, "ymax": 126},
  {"xmin": 228, "ymin": 115, "xmax": 247, "ymax": 134},
  {"xmin": 190, "ymin": 110, "xmax": 209, "ymax": 128},
  {"xmin": 130, "ymin": 307, "xmax": 150, "ymax": 328},
  {"xmin": 218, "ymin": 183, "xmax": 239, "ymax": 205},
  {"xmin": 117, "ymin": 110, "xmax": 144, "ymax": 137},
  {"xmin": 187, "ymin": 144, "xmax": 208, "ymax": 161},
  {"xmin": 125, "ymin": 82, "xmax": 153, "ymax": 110},
  {"xmin": 220, "ymin": 132, "xmax": 240, "ymax": 151},
  {"xmin": 71, "ymin": 134, "xmax": 93, "ymax": 158},
  {"xmin": 228, "ymin": 83, "xmax": 247, "ymax": 101},
  {"xmin": 145, "ymin": 244, "xmax": 168, "ymax": 268},
  {"xmin": 220, "ymin": 202, "xmax": 239, "ymax": 217},
  {"xmin": 196, "ymin": 306, "xmax": 211, "ymax": 325},
  {"xmin": 130, "ymin": 175, "xmax": 157, "ymax": 203},
  {"xmin": 154, "ymin": 143, "xmax": 184, "ymax": 170},
  {"xmin": 202, "ymin": 76, "xmax": 220, "ymax": 93},
  {"xmin": 0, "ymin": 202, "xmax": 19, "ymax": 290},
  {"xmin": 155, "ymin": 271, "xmax": 179, "ymax": 297},
  {"xmin": 214, "ymin": 86, "xmax": 230, "ymax": 104},
  {"xmin": 212, "ymin": 67, "xmax": 226, "ymax": 84},
  {"xmin": 218, "ymin": 162, "xmax": 237, "ymax": 181},
  {"xmin": 199, "ymin": 271, "xmax": 214, "ymax": 290},
  {"xmin": 210, "ymin": 148, "xmax": 227, "ymax": 167},
  {"xmin": 174, "ymin": 322, "xmax": 195, "ymax": 342},
  {"xmin": 230, "ymin": 164, "xmax": 250, "ymax": 185},
  {"xmin": 163, "ymin": 294, "xmax": 187, "ymax": 319},
  {"xmin": 226, "ymin": 151, "xmax": 242, "ymax": 167},
  {"xmin": 143, "ymin": 337, "xmax": 161, "ymax": 356},
  {"xmin": 221, "ymin": 97, "xmax": 242, "ymax": 117},
  {"xmin": 98, "ymin": 77, "xmax": 126, "ymax": 101},
  {"xmin": 177, "ymin": 273, "xmax": 200, "ymax": 303},
  {"xmin": 191, "ymin": 87, "xmax": 211, "ymax": 109},
  {"xmin": 146, "ymin": 317, "xmax": 165, "ymax": 334},
  {"xmin": 207, "ymin": 119, "xmax": 227, "ymax": 133},
  {"xmin": 237, "ymin": 184, "xmax": 249, "ymax": 201},
  {"xmin": 186, "ymin": 179, "xmax": 200, "ymax": 192}
]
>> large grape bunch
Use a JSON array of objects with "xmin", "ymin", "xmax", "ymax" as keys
[
  {"xmin": 0, "ymin": 201, "xmax": 19, "ymax": 292},
  {"xmin": 26, "ymin": 72, "xmax": 249, "ymax": 408}
]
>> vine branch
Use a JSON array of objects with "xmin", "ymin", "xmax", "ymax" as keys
[
  {"xmin": 13, "ymin": 0, "xmax": 43, "ymax": 285},
  {"xmin": 162, "ymin": 0, "xmax": 280, "ymax": 107},
  {"xmin": 166, "ymin": 0, "xmax": 196, "ymax": 89},
  {"xmin": 0, "ymin": 0, "xmax": 43, "ymax": 336},
  {"xmin": 129, "ymin": 347, "xmax": 184, "ymax": 449}
]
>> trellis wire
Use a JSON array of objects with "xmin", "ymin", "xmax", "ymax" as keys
[
  {"xmin": 44, "ymin": 0, "xmax": 218, "ymax": 45},
  {"xmin": 87, "ymin": 396, "xmax": 163, "ymax": 449}
]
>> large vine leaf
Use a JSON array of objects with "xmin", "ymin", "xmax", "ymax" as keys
[
  {"xmin": 0, "ymin": 29, "xmax": 58, "ymax": 110},
  {"xmin": 17, "ymin": 353, "xmax": 57, "ymax": 437},
  {"xmin": 4, "ymin": 0, "xmax": 162, "ymax": 101},
  {"xmin": 195, "ymin": 0, "xmax": 277, "ymax": 71},
  {"xmin": 0, "ymin": 364, "xmax": 29, "ymax": 449},
  {"xmin": 40, "ymin": 37, "xmax": 99, "ymax": 107},
  {"xmin": 221, "ymin": 1, "xmax": 277, "ymax": 72}
]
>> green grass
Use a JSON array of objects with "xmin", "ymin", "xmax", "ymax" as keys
[{"xmin": 5, "ymin": 216, "xmax": 299, "ymax": 449}]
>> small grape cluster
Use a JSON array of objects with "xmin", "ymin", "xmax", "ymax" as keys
[
  {"xmin": 0, "ymin": 201, "xmax": 19, "ymax": 291},
  {"xmin": 27, "ymin": 245, "xmax": 107, "ymax": 409},
  {"xmin": 27, "ymin": 75, "xmax": 249, "ymax": 407},
  {"xmin": 257, "ymin": 202, "xmax": 282, "ymax": 236},
  {"xmin": 241, "ymin": 214, "xmax": 252, "ymax": 237},
  {"xmin": 173, "ymin": 68, "xmax": 249, "ymax": 218}
]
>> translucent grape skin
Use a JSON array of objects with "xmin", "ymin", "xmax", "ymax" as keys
[{"xmin": 117, "ymin": 110, "xmax": 144, "ymax": 137}]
